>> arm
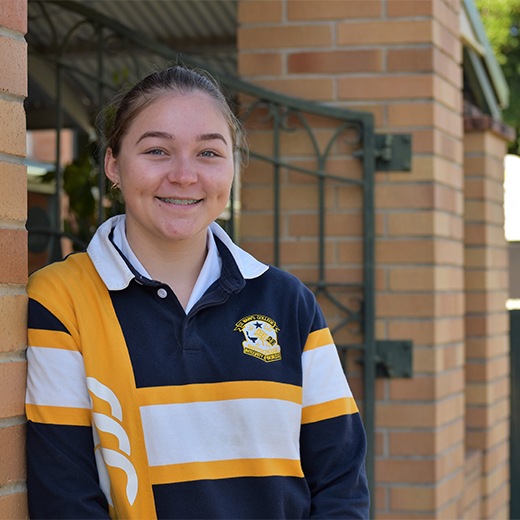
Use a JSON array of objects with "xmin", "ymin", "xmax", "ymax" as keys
[
  {"xmin": 300, "ymin": 321, "xmax": 369, "ymax": 519},
  {"xmin": 26, "ymin": 296, "xmax": 110, "ymax": 519}
]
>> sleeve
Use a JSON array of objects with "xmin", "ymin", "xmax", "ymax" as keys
[
  {"xmin": 26, "ymin": 294, "xmax": 110, "ymax": 519},
  {"xmin": 299, "ymin": 305, "xmax": 370, "ymax": 519}
]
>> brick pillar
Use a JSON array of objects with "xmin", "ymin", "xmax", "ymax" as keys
[
  {"xmin": 0, "ymin": 1, "xmax": 28, "ymax": 518},
  {"xmin": 464, "ymin": 114, "xmax": 511, "ymax": 519},
  {"xmin": 237, "ymin": 1, "xmax": 476, "ymax": 518}
]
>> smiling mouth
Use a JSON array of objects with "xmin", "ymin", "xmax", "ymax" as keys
[{"xmin": 157, "ymin": 197, "xmax": 202, "ymax": 205}]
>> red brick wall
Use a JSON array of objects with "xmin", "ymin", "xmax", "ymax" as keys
[
  {"xmin": 464, "ymin": 122, "xmax": 510, "ymax": 519},
  {"xmin": 238, "ymin": 0, "xmax": 510, "ymax": 518},
  {"xmin": 0, "ymin": 1, "xmax": 29, "ymax": 517}
]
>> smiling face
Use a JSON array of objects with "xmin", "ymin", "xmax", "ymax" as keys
[{"xmin": 105, "ymin": 92, "xmax": 235, "ymax": 254}]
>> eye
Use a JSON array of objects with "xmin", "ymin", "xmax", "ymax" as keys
[
  {"xmin": 199, "ymin": 150, "xmax": 220, "ymax": 158},
  {"xmin": 146, "ymin": 148, "xmax": 165, "ymax": 156}
]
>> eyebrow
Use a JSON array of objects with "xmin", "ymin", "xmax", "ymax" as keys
[{"xmin": 136, "ymin": 131, "xmax": 228, "ymax": 146}]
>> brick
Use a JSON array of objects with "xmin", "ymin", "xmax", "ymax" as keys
[
  {"xmin": 464, "ymin": 131, "xmax": 508, "ymax": 159},
  {"xmin": 237, "ymin": 1, "xmax": 282, "ymax": 23},
  {"xmin": 289, "ymin": 212, "xmax": 362, "ymax": 237},
  {"xmin": 391, "ymin": 368, "xmax": 464, "ymax": 401},
  {"xmin": 0, "ymin": 0, "xmax": 27, "ymax": 34},
  {"xmin": 252, "ymin": 78, "xmax": 334, "ymax": 101},
  {"xmin": 466, "ymin": 335, "xmax": 508, "ymax": 360},
  {"xmin": 483, "ymin": 439, "xmax": 510, "ymax": 473},
  {"xmin": 0, "ymin": 36, "xmax": 27, "ymax": 97},
  {"xmin": 239, "ymin": 240, "xmax": 274, "ymax": 265},
  {"xmin": 464, "ymin": 223, "xmax": 507, "ymax": 247},
  {"xmin": 467, "ymin": 418, "xmax": 510, "ymax": 451},
  {"xmin": 388, "ymin": 419, "xmax": 464, "ymax": 458},
  {"xmin": 481, "ymin": 482, "xmax": 510, "ymax": 519},
  {"xmin": 433, "ymin": 46, "xmax": 463, "ymax": 88},
  {"xmin": 464, "ymin": 247, "xmax": 507, "ymax": 269},
  {"xmin": 390, "ymin": 485, "xmax": 435, "ymax": 511},
  {"xmin": 337, "ymin": 20, "xmax": 433, "ymax": 46},
  {"xmin": 238, "ymin": 53, "xmax": 283, "ymax": 77},
  {"xmin": 338, "ymin": 75, "xmax": 433, "ymax": 101},
  {"xmin": 0, "ymin": 361, "xmax": 26, "ymax": 418},
  {"xmin": 0, "ymin": 99, "xmax": 26, "ymax": 157},
  {"xmin": 287, "ymin": 0, "xmax": 382, "ymax": 20},
  {"xmin": 237, "ymin": 25, "xmax": 332, "ymax": 50},
  {"xmin": 466, "ymin": 356, "xmax": 509, "ymax": 383},
  {"xmin": 387, "ymin": 0, "xmax": 434, "ymax": 17},
  {"xmin": 433, "ymin": 74, "xmax": 463, "ymax": 112},
  {"xmin": 0, "ymin": 423, "xmax": 26, "ymax": 485},
  {"xmin": 464, "ymin": 178, "xmax": 504, "ymax": 204},
  {"xmin": 280, "ymin": 240, "xmax": 335, "ymax": 266},
  {"xmin": 466, "ymin": 377, "xmax": 509, "ymax": 406},
  {"xmin": 387, "ymin": 48, "xmax": 434, "ymax": 73},
  {"xmin": 465, "ymin": 200, "xmax": 505, "ymax": 225},
  {"xmin": 465, "ymin": 313, "xmax": 509, "ymax": 337},
  {"xmin": 465, "ymin": 291, "xmax": 509, "ymax": 314},
  {"xmin": 0, "ymin": 162, "xmax": 27, "ymax": 221},
  {"xmin": 389, "ymin": 212, "xmax": 463, "ymax": 239},
  {"xmin": 0, "ymin": 228, "xmax": 27, "ymax": 284},
  {"xmin": 465, "ymin": 270, "xmax": 508, "ymax": 292},
  {"xmin": 337, "ymin": 239, "xmax": 363, "ymax": 264},
  {"xmin": 466, "ymin": 399, "xmax": 509, "ymax": 429},
  {"xmin": 464, "ymin": 156, "xmax": 505, "ymax": 181},
  {"xmin": 482, "ymin": 462, "xmax": 509, "ymax": 497},
  {"xmin": 288, "ymin": 49, "xmax": 382, "ymax": 74},
  {"xmin": 433, "ymin": 20, "xmax": 462, "ymax": 62},
  {"xmin": 390, "ymin": 266, "xmax": 464, "ymax": 292},
  {"xmin": 376, "ymin": 458, "xmax": 436, "ymax": 484},
  {"xmin": 0, "ymin": 492, "xmax": 29, "ymax": 520},
  {"xmin": 0, "ymin": 294, "xmax": 27, "ymax": 354}
]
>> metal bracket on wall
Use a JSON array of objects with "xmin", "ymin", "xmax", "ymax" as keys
[
  {"xmin": 374, "ymin": 133, "xmax": 412, "ymax": 172},
  {"xmin": 356, "ymin": 340, "xmax": 413, "ymax": 378},
  {"xmin": 374, "ymin": 340, "xmax": 413, "ymax": 378}
]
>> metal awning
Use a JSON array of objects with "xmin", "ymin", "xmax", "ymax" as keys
[{"xmin": 26, "ymin": 0, "xmax": 238, "ymax": 132}]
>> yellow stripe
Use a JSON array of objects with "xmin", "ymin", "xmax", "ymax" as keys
[
  {"xmin": 149, "ymin": 458, "xmax": 304, "ymax": 485},
  {"xmin": 26, "ymin": 403, "xmax": 91, "ymax": 426},
  {"xmin": 303, "ymin": 328, "xmax": 334, "ymax": 353},
  {"xmin": 28, "ymin": 328, "xmax": 77, "ymax": 351},
  {"xmin": 137, "ymin": 380, "xmax": 302, "ymax": 407},
  {"xmin": 301, "ymin": 397, "xmax": 358, "ymax": 424}
]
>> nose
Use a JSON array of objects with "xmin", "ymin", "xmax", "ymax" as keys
[{"xmin": 167, "ymin": 157, "xmax": 198, "ymax": 186}]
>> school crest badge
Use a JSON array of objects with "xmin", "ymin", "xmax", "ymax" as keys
[{"xmin": 234, "ymin": 315, "xmax": 281, "ymax": 363}]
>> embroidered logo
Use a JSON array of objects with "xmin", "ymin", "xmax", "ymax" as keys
[{"xmin": 235, "ymin": 315, "xmax": 282, "ymax": 363}]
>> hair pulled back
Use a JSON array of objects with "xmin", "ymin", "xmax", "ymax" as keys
[{"xmin": 104, "ymin": 66, "xmax": 245, "ymax": 170}]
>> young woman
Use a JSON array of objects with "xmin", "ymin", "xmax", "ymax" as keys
[{"xmin": 26, "ymin": 67, "xmax": 369, "ymax": 519}]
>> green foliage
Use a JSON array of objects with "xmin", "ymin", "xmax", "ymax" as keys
[
  {"xmin": 43, "ymin": 151, "xmax": 125, "ymax": 250},
  {"xmin": 476, "ymin": 0, "xmax": 520, "ymax": 152}
]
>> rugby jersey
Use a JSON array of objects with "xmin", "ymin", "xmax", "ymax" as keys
[{"xmin": 26, "ymin": 216, "xmax": 369, "ymax": 519}]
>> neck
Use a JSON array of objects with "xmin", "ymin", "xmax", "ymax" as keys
[{"xmin": 126, "ymin": 228, "xmax": 208, "ymax": 310}]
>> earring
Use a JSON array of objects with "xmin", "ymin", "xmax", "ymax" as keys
[{"xmin": 110, "ymin": 182, "xmax": 119, "ymax": 190}]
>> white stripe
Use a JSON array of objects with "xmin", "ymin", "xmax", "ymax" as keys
[
  {"xmin": 140, "ymin": 398, "xmax": 301, "ymax": 467},
  {"xmin": 302, "ymin": 343, "xmax": 352, "ymax": 408},
  {"xmin": 25, "ymin": 346, "xmax": 91, "ymax": 409}
]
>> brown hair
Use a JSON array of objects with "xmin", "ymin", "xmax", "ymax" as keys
[{"xmin": 103, "ymin": 66, "xmax": 246, "ymax": 171}]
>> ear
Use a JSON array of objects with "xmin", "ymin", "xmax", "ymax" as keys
[{"xmin": 104, "ymin": 148, "xmax": 120, "ymax": 185}]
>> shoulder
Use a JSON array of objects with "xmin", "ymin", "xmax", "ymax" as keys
[{"xmin": 28, "ymin": 252, "xmax": 98, "ymax": 300}]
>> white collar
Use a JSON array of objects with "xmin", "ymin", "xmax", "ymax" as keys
[{"xmin": 87, "ymin": 215, "xmax": 268, "ymax": 294}]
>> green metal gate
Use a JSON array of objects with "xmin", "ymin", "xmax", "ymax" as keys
[{"xmin": 27, "ymin": 2, "xmax": 413, "ymax": 516}]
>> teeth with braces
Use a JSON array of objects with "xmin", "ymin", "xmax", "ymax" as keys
[{"xmin": 158, "ymin": 197, "xmax": 200, "ymax": 205}]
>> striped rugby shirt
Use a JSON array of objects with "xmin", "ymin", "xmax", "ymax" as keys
[{"xmin": 26, "ymin": 216, "xmax": 369, "ymax": 519}]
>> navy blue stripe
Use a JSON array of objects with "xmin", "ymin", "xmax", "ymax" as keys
[
  {"xmin": 152, "ymin": 476, "xmax": 310, "ymax": 519},
  {"xmin": 28, "ymin": 298, "xmax": 70, "ymax": 334}
]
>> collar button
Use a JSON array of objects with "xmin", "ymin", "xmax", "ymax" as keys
[{"xmin": 157, "ymin": 288, "xmax": 168, "ymax": 299}]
